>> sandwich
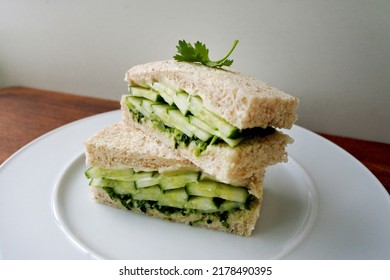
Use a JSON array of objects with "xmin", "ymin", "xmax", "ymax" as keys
[
  {"xmin": 83, "ymin": 40, "xmax": 299, "ymax": 236},
  {"xmin": 122, "ymin": 60, "xmax": 298, "ymax": 183},
  {"xmin": 84, "ymin": 122, "xmax": 264, "ymax": 236}
]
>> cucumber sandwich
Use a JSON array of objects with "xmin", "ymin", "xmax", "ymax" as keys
[
  {"xmin": 84, "ymin": 123, "xmax": 264, "ymax": 236},
  {"xmin": 84, "ymin": 41, "xmax": 299, "ymax": 236},
  {"xmin": 122, "ymin": 60, "xmax": 298, "ymax": 183}
]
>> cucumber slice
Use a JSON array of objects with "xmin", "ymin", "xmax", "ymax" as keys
[
  {"xmin": 188, "ymin": 115, "xmax": 215, "ymax": 135},
  {"xmin": 126, "ymin": 96, "xmax": 151, "ymax": 118},
  {"xmin": 186, "ymin": 181, "xmax": 249, "ymax": 203},
  {"xmin": 185, "ymin": 196, "xmax": 218, "ymax": 212},
  {"xmin": 90, "ymin": 166, "xmax": 156, "ymax": 182},
  {"xmin": 173, "ymin": 92, "xmax": 190, "ymax": 115},
  {"xmin": 126, "ymin": 96, "xmax": 159, "ymax": 119},
  {"xmin": 151, "ymin": 83, "xmax": 191, "ymax": 115},
  {"xmin": 188, "ymin": 96, "xmax": 239, "ymax": 139},
  {"xmin": 152, "ymin": 104, "xmax": 212, "ymax": 141},
  {"xmin": 132, "ymin": 185, "xmax": 163, "ymax": 201},
  {"xmin": 152, "ymin": 104, "xmax": 194, "ymax": 138},
  {"xmin": 118, "ymin": 171, "xmax": 156, "ymax": 182},
  {"xmin": 167, "ymin": 110, "xmax": 212, "ymax": 141},
  {"xmin": 159, "ymin": 170, "xmax": 200, "ymax": 191},
  {"xmin": 89, "ymin": 178, "xmax": 137, "ymax": 195},
  {"xmin": 89, "ymin": 177, "xmax": 105, "ymax": 187},
  {"xmin": 130, "ymin": 87, "xmax": 162, "ymax": 102},
  {"xmin": 219, "ymin": 200, "xmax": 245, "ymax": 212},
  {"xmin": 85, "ymin": 167, "xmax": 134, "ymax": 179},
  {"xmin": 135, "ymin": 175, "xmax": 161, "ymax": 188},
  {"xmin": 220, "ymin": 136, "xmax": 244, "ymax": 148},
  {"xmin": 189, "ymin": 115, "xmax": 244, "ymax": 147},
  {"xmin": 158, "ymin": 188, "xmax": 189, "ymax": 208},
  {"xmin": 150, "ymin": 82, "xmax": 175, "ymax": 105},
  {"xmin": 91, "ymin": 176, "xmax": 162, "ymax": 200}
]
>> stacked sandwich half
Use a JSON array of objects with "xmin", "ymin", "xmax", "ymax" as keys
[{"xmin": 84, "ymin": 60, "xmax": 298, "ymax": 236}]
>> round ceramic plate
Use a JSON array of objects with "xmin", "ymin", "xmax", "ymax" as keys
[{"xmin": 0, "ymin": 111, "xmax": 389, "ymax": 259}]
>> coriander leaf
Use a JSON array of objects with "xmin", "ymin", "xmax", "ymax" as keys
[{"xmin": 173, "ymin": 39, "xmax": 239, "ymax": 68}]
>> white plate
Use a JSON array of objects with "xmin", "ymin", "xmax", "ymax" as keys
[{"xmin": 0, "ymin": 111, "xmax": 389, "ymax": 259}]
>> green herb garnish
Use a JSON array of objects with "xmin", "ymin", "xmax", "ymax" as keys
[{"xmin": 173, "ymin": 39, "xmax": 239, "ymax": 68}]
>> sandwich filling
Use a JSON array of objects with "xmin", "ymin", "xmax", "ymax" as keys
[
  {"xmin": 124, "ymin": 84, "xmax": 275, "ymax": 155},
  {"xmin": 85, "ymin": 166, "xmax": 257, "ymax": 227}
]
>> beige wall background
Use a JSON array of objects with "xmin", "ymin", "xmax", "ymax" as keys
[{"xmin": 1, "ymin": 0, "xmax": 389, "ymax": 143}]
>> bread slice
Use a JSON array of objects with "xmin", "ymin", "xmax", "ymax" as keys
[
  {"xmin": 121, "ymin": 96, "xmax": 292, "ymax": 183},
  {"xmin": 124, "ymin": 60, "xmax": 299, "ymax": 129},
  {"xmin": 84, "ymin": 122, "xmax": 194, "ymax": 171},
  {"xmin": 84, "ymin": 123, "xmax": 265, "ymax": 236}
]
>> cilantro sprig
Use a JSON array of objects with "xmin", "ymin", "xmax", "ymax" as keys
[{"xmin": 173, "ymin": 39, "xmax": 239, "ymax": 68}]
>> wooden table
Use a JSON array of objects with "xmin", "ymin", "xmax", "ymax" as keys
[{"xmin": 1, "ymin": 87, "xmax": 389, "ymax": 194}]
